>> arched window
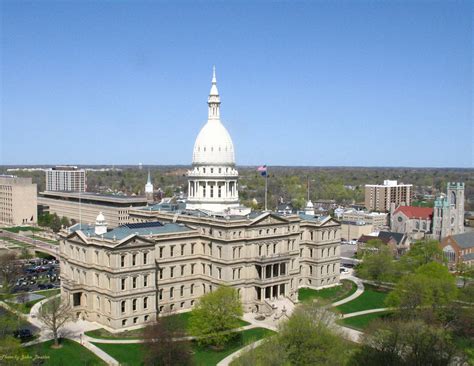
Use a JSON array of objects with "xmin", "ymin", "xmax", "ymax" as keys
[
  {"xmin": 180, "ymin": 285, "xmax": 184, "ymax": 297},
  {"xmin": 170, "ymin": 287, "xmax": 174, "ymax": 299},
  {"xmin": 451, "ymin": 191, "xmax": 457, "ymax": 206}
]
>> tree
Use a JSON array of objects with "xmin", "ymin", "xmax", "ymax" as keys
[
  {"xmin": 60, "ymin": 216, "xmax": 70, "ymax": 228},
  {"xmin": 386, "ymin": 262, "xmax": 457, "ymax": 318},
  {"xmin": 142, "ymin": 313, "xmax": 193, "ymax": 366},
  {"xmin": 351, "ymin": 319, "xmax": 460, "ymax": 366},
  {"xmin": 50, "ymin": 214, "xmax": 62, "ymax": 233},
  {"xmin": 0, "ymin": 252, "xmax": 21, "ymax": 293},
  {"xmin": 37, "ymin": 297, "xmax": 72, "ymax": 347},
  {"xmin": 189, "ymin": 286, "xmax": 242, "ymax": 348},
  {"xmin": 356, "ymin": 240, "xmax": 397, "ymax": 284},
  {"xmin": 399, "ymin": 239, "xmax": 444, "ymax": 272},
  {"xmin": 234, "ymin": 302, "xmax": 351, "ymax": 366}
]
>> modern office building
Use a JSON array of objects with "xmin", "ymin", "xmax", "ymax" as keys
[
  {"xmin": 46, "ymin": 166, "xmax": 86, "ymax": 192},
  {"xmin": 341, "ymin": 209, "xmax": 388, "ymax": 229},
  {"xmin": 38, "ymin": 191, "xmax": 148, "ymax": 227},
  {"xmin": 365, "ymin": 180, "xmax": 413, "ymax": 212},
  {"xmin": 59, "ymin": 70, "xmax": 341, "ymax": 331},
  {"xmin": 0, "ymin": 175, "xmax": 37, "ymax": 226}
]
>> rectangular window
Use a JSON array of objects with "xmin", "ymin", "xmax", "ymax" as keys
[
  {"xmin": 159, "ymin": 247, "xmax": 164, "ymax": 258},
  {"xmin": 144, "ymin": 297, "xmax": 148, "ymax": 309},
  {"xmin": 181, "ymin": 244, "xmax": 185, "ymax": 256},
  {"xmin": 121, "ymin": 255, "xmax": 125, "ymax": 267},
  {"xmin": 121, "ymin": 278, "xmax": 126, "ymax": 290},
  {"xmin": 170, "ymin": 267, "xmax": 174, "ymax": 278},
  {"xmin": 143, "ymin": 275, "xmax": 148, "ymax": 287},
  {"xmin": 191, "ymin": 243, "xmax": 195, "ymax": 254},
  {"xmin": 191, "ymin": 264, "xmax": 195, "ymax": 275},
  {"xmin": 170, "ymin": 246, "xmax": 175, "ymax": 257},
  {"xmin": 181, "ymin": 265, "xmax": 185, "ymax": 276},
  {"xmin": 132, "ymin": 254, "xmax": 136, "ymax": 266},
  {"xmin": 143, "ymin": 252, "xmax": 148, "ymax": 264},
  {"xmin": 132, "ymin": 277, "xmax": 137, "ymax": 289}
]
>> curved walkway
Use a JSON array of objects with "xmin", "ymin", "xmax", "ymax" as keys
[
  {"xmin": 341, "ymin": 307, "xmax": 392, "ymax": 319},
  {"xmin": 217, "ymin": 338, "xmax": 266, "ymax": 366},
  {"xmin": 331, "ymin": 276, "xmax": 364, "ymax": 307}
]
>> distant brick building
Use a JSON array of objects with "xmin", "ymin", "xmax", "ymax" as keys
[
  {"xmin": 365, "ymin": 180, "xmax": 413, "ymax": 212},
  {"xmin": 440, "ymin": 232, "xmax": 474, "ymax": 268}
]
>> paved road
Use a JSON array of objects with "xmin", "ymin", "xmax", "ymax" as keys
[{"xmin": 340, "ymin": 244, "xmax": 357, "ymax": 258}]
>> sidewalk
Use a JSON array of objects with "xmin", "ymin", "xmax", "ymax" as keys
[{"xmin": 331, "ymin": 276, "xmax": 364, "ymax": 307}]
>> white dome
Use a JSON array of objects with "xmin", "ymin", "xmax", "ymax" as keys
[
  {"xmin": 96, "ymin": 212, "xmax": 105, "ymax": 222},
  {"xmin": 192, "ymin": 120, "xmax": 235, "ymax": 165}
]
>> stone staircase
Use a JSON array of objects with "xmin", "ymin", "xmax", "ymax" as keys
[{"xmin": 267, "ymin": 297, "xmax": 295, "ymax": 320}]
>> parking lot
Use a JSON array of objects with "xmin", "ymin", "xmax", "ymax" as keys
[{"xmin": 12, "ymin": 258, "xmax": 60, "ymax": 293}]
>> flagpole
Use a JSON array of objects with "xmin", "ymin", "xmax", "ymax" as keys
[{"xmin": 265, "ymin": 169, "xmax": 268, "ymax": 211}]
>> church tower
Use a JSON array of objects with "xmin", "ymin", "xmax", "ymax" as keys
[
  {"xmin": 145, "ymin": 170, "xmax": 154, "ymax": 203},
  {"xmin": 447, "ymin": 182, "xmax": 465, "ymax": 235},
  {"xmin": 186, "ymin": 68, "xmax": 241, "ymax": 213}
]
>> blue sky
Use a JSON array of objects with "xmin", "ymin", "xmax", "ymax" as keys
[{"xmin": 1, "ymin": 1, "xmax": 472, "ymax": 167}]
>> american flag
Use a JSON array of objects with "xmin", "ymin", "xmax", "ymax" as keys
[{"xmin": 257, "ymin": 165, "xmax": 267, "ymax": 176}]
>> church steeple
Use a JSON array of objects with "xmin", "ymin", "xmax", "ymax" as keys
[
  {"xmin": 145, "ymin": 169, "xmax": 154, "ymax": 202},
  {"xmin": 208, "ymin": 66, "xmax": 220, "ymax": 120}
]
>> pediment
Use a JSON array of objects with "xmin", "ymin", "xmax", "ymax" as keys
[
  {"xmin": 66, "ymin": 230, "xmax": 90, "ymax": 244},
  {"xmin": 319, "ymin": 216, "xmax": 340, "ymax": 227},
  {"xmin": 249, "ymin": 212, "xmax": 290, "ymax": 226},
  {"xmin": 115, "ymin": 235, "xmax": 155, "ymax": 248}
]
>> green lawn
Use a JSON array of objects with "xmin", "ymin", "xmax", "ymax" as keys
[
  {"xmin": 338, "ymin": 311, "xmax": 393, "ymax": 331},
  {"xmin": 336, "ymin": 284, "xmax": 389, "ymax": 314},
  {"xmin": 2, "ymin": 226, "xmax": 43, "ymax": 233},
  {"xmin": 4, "ymin": 289, "xmax": 60, "ymax": 314},
  {"xmin": 27, "ymin": 338, "xmax": 106, "ymax": 366},
  {"xmin": 93, "ymin": 327, "xmax": 275, "ymax": 366},
  {"xmin": 86, "ymin": 312, "xmax": 249, "ymax": 340},
  {"xmin": 298, "ymin": 280, "xmax": 357, "ymax": 303}
]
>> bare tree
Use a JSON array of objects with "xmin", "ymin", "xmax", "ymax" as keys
[
  {"xmin": 0, "ymin": 252, "xmax": 21, "ymax": 293},
  {"xmin": 37, "ymin": 297, "xmax": 72, "ymax": 348},
  {"xmin": 142, "ymin": 312, "xmax": 193, "ymax": 366}
]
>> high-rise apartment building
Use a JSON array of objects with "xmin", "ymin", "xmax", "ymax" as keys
[
  {"xmin": 46, "ymin": 166, "xmax": 86, "ymax": 192},
  {"xmin": 365, "ymin": 180, "xmax": 413, "ymax": 212},
  {"xmin": 0, "ymin": 175, "xmax": 37, "ymax": 226}
]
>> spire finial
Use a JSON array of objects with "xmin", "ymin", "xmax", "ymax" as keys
[
  {"xmin": 147, "ymin": 169, "xmax": 151, "ymax": 184},
  {"xmin": 212, "ymin": 66, "xmax": 217, "ymax": 84}
]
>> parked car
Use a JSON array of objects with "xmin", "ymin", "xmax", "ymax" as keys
[{"xmin": 14, "ymin": 328, "xmax": 32, "ymax": 340}]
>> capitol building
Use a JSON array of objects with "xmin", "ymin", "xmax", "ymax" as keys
[{"xmin": 59, "ymin": 70, "xmax": 341, "ymax": 331}]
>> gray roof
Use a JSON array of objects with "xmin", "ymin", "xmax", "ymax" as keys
[
  {"xmin": 462, "ymin": 252, "xmax": 474, "ymax": 261},
  {"xmin": 70, "ymin": 221, "xmax": 192, "ymax": 241},
  {"xmin": 451, "ymin": 232, "xmax": 474, "ymax": 249},
  {"xmin": 299, "ymin": 213, "xmax": 330, "ymax": 223},
  {"xmin": 378, "ymin": 231, "xmax": 405, "ymax": 245}
]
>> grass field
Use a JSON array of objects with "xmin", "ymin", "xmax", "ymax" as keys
[
  {"xmin": 27, "ymin": 338, "xmax": 106, "ymax": 366},
  {"xmin": 93, "ymin": 327, "xmax": 275, "ymax": 366},
  {"xmin": 338, "ymin": 311, "xmax": 393, "ymax": 330},
  {"xmin": 298, "ymin": 280, "xmax": 357, "ymax": 303},
  {"xmin": 2, "ymin": 226, "xmax": 43, "ymax": 233},
  {"xmin": 86, "ymin": 312, "xmax": 250, "ymax": 340},
  {"xmin": 4, "ymin": 288, "xmax": 60, "ymax": 314},
  {"xmin": 336, "ymin": 284, "xmax": 389, "ymax": 314}
]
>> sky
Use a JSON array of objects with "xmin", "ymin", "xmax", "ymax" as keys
[{"xmin": 1, "ymin": 1, "xmax": 472, "ymax": 167}]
